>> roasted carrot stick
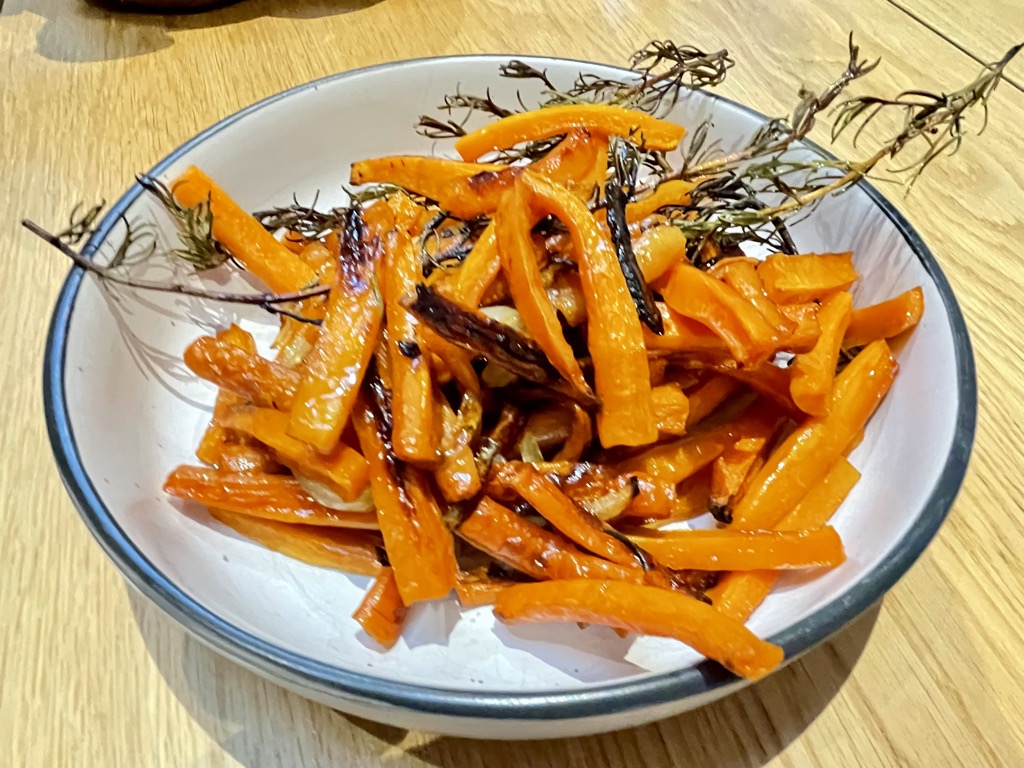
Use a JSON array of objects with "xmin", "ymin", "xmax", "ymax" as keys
[
  {"xmin": 455, "ymin": 574, "xmax": 517, "ymax": 608},
  {"xmin": 442, "ymin": 221, "xmax": 499, "ymax": 310},
  {"xmin": 209, "ymin": 508, "xmax": 382, "ymax": 576},
  {"xmin": 349, "ymin": 156, "xmax": 506, "ymax": 212},
  {"xmin": 491, "ymin": 463, "xmax": 639, "ymax": 567},
  {"xmin": 455, "ymin": 104, "xmax": 685, "ymax": 161},
  {"xmin": 777, "ymin": 302, "xmax": 821, "ymax": 353},
  {"xmin": 844, "ymin": 286, "xmax": 925, "ymax": 348},
  {"xmin": 633, "ymin": 225, "xmax": 688, "ymax": 285},
  {"xmin": 686, "ymin": 375, "xmax": 741, "ymax": 427},
  {"xmin": 496, "ymin": 181, "xmax": 593, "ymax": 398},
  {"xmin": 195, "ymin": 325, "xmax": 258, "ymax": 466},
  {"xmin": 709, "ymin": 429, "xmax": 774, "ymax": 520},
  {"xmin": 652, "ymin": 383, "xmax": 690, "ymax": 436},
  {"xmin": 434, "ymin": 395, "xmax": 482, "ymax": 502},
  {"xmin": 661, "ymin": 263, "xmax": 779, "ymax": 365},
  {"xmin": 629, "ymin": 527, "xmax": 845, "ymax": 571},
  {"xmin": 757, "ymin": 252, "xmax": 858, "ymax": 304},
  {"xmin": 185, "ymin": 335, "xmax": 302, "ymax": 411},
  {"xmin": 459, "ymin": 497, "xmax": 643, "ymax": 583},
  {"xmin": 523, "ymin": 171, "xmax": 657, "ymax": 447},
  {"xmin": 164, "ymin": 466, "xmax": 380, "ymax": 528},
  {"xmin": 624, "ymin": 180, "xmax": 698, "ymax": 224},
  {"xmin": 171, "ymin": 166, "xmax": 317, "ymax": 294},
  {"xmin": 790, "ymin": 291, "xmax": 853, "ymax": 416},
  {"xmin": 732, "ymin": 340, "xmax": 895, "ymax": 530},
  {"xmin": 352, "ymin": 397, "xmax": 457, "ymax": 603},
  {"xmin": 718, "ymin": 259, "xmax": 795, "ymax": 335},
  {"xmin": 710, "ymin": 457, "xmax": 861, "ymax": 620},
  {"xmin": 352, "ymin": 567, "xmax": 408, "ymax": 649},
  {"xmin": 643, "ymin": 304, "xmax": 729, "ymax": 354},
  {"xmin": 214, "ymin": 443, "xmax": 282, "ymax": 474},
  {"xmin": 493, "ymin": 580, "xmax": 783, "ymax": 680},
  {"xmin": 224, "ymin": 407, "xmax": 370, "ymax": 502}
]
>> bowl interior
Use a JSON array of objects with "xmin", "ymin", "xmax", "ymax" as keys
[{"xmin": 55, "ymin": 57, "xmax": 963, "ymax": 696}]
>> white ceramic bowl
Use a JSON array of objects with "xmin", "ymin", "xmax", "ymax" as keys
[{"xmin": 44, "ymin": 55, "xmax": 975, "ymax": 739}]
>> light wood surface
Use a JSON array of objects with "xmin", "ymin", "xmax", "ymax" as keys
[{"xmin": 2, "ymin": 1, "xmax": 1023, "ymax": 766}]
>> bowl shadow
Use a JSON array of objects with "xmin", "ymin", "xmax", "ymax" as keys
[{"xmin": 128, "ymin": 587, "xmax": 880, "ymax": 767}]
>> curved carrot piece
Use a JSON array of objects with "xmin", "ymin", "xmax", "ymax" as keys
[
  {"xmin": 553, "ymin": 404, "xmax": 593, "ymax": 462},
  {"xmin": 493, "ymin": 580, "xmax": 783, "ymax": 680},
  {"xmin": 633, "ymin": 226, "xmax": 688, "ymax": 285},
  {"xmin": 523, "ymin": 171, "xmax": 657, "ymax": 447},
  {"xmin": 456, "ymin": 104, "xmax": 685, "ymax": 161},
  {"xmin": 171, "ymin": 166, "xmax": 317, "ymax": 294},
  {"xmin": 625, "ymin": 180, "xmax": 698, "ymax": 223},
  {"xmin": 790, "ymin": 291, "xmax": 853, "ymax": 416},
  {"xmin": 185, "ymin": 335, "xmax": 301, "ymax": 411},
  {"xmin": 630, "ymin": 527, "xmax": 845, "ymax": 571},
  {"xmin": 442, "ymin": 221, "xmax": 499, "ymax": 310},
  {"xmin": 757, "ymin": 252, "xmax": 858, "ymax": 304},
  {"xmin": 844, "ymin": 287, "xmax": 925, "ymax": 348},
  {"xmin": 352, "ymin": 567, "xmax": 408, "ymax": 649},
  {"xmin": 164, "ymin": 466, "xmax": 379, "ymax": 528},
  {"xmin": 732, "ymin": 340, "xmax": 896, "ymax": 530},
  {"xmin": 209, "ymin": 508, "xmax": 382, "ymax": 576}
]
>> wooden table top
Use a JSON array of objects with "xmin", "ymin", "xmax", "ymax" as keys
[{"xmin": 2, "ymin": 1, "xmax": 1022, "ymax": 765}]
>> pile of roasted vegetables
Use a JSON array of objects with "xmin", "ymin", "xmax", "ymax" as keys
[{"xmin": 163, "ymin": 103, "xmax": 924, "ymax": 679}]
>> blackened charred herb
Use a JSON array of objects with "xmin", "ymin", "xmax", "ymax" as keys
[{"xmin": 397, "ymin": 340, "xmax": 422, "ymax": 359}]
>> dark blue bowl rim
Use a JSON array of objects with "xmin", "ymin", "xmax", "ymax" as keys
[{"xmin": 42, "ymin": 54, "xmax": 977, "ymax": 722}]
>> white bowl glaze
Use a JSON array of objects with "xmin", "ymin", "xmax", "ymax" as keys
[{"xmin": 44, "ymin": 55, "xmax": 975, "ymax": 739}]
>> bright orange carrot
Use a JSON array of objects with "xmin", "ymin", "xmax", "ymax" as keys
[
  {"xmin": 844, "ymin": 287, "xmax": 925, "ymax": 348},
  {"xmin": 195, "ymin": 325, "xmax": 258, "ymax": 466},
  {"xmin": 434, "ymin": 395, "xmax": 482, "ymax": 502},
  {"xmin": 629, "ymin": 527, "xmax": 845, "ymax": 570},
  {"xmin": 777, "ymin": 302, "xmax": 821, "ymax": 353},
  {"xmin": 455, "ymin": 104, "xmax": 685, "ymax": 161},
  {"xmin": 624, "ymin": 180, "xmax": 698, "ymax": 224},
  {"xmin": 454, "ymin": 575, "xmax": 517, "ymax": 608},
  {"xmin": 686, "ymin": 375, "xmax": 741, "ymax": 427},
  {"xmin": 652, "ymin": 383, "xmax": 690, "ymax": 436},
  {"xmin": 758, "ymin": 252, "xmax": 858, "ymax": 304},
  {"xmin": 718, "ymin": 259, "xmax": 794, "ymax": 335},
  {"xmin": 185, "ymin": 335, "xmax": 301, "ymax": 411},
  {"xmin": 710, "ymin": 430, "xmax": 773, "ymax": 518},
  {"xmin": 790, "ymin": 291, "xmax": 853, "ymax": 416},
  {"xmin": 349, "ymin": 156, "xmax": 507, "ymax": 214},
  {"xmin": 632, "ymin": 225, "xmax": 688, "ymax": 285},
  {"xmin": 644, "ymin": 303, "xmax": 729, "ymax": 354},
  {"xmin": 171, "ymin": 166, "xmax": 317, "ymax": 294},
  {"xmin": 493, "ymin": 580, "xmax": 783, "ymax": 680},
  {"xmin": 352, "ymin": 567, "xmax": 408, "ymax": 649}
]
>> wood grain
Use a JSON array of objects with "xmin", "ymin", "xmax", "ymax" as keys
[{"xmin": 2, "ymin": 1, "xmax": 1024, "ymax": 766}]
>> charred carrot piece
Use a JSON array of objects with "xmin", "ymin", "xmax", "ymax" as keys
[
  {"xmin": 844, "ymin": 287, "xmax": 925, "ymax": 348},
  {"xmin": 224, "ymin": 407, "xmax": 370, "ymax": 502},
  {"xmin": 209, "ymin": 508, "xmax": 382, "ymax": 576},
  {"xmin": 629, "ymin": 527, "xmax": 845, "ymax": 571},
  {"xmin": 652, "ymin": 383, "xmax": 690, "ymax": 436},
  {"xmin": 455, "ymin": 104, "xmax": 685, "ymax": 161},
  {"xmin": 434, "ymin": 395, "xmax": 482, "ymax": 502},
  {"xmin": 523, "ymin": 171, "xmax": 657, "ymax": 447},
  {"xmin": 491, "ymin": 463, "xmax": 638, "ymax": 567},
  {"xmin": 352, "ymin": 397, "xmax": 457, "ymax": 604},
  {"xmin": 661, "ymin": 263, "xmax": 778, "ymax": 365},
  {"xmin": 709, "ymin": 426, "xmax": 775, "ymax": 521},
  {"xmin": 164, "ymin": 466, "xmax": 379, "ymax": 528},
  {"xmin": 185, "ymin": 335, "xmax": 302, "ymax": 411},
  {"xmin": 790, "ymin": 291, "xmax": 853, "ymax": 416},
  {"xmin": 493, "ymin": 580, "xmax": 783, "ymax": 680},
  {"xmin": 352, "ymin": 567, "xmax": 408, "ymax": 649},
  {"xmin": 757, "ymin": 252, "xmax": 858, "ymax": 304},
  {"xmin": 732, "ymin": 341, "xmax": 895, "ymax": 530},
  {"xmin": 710, "ymin": 457, "xmax": 861, "ymax": 620},
  {"xmin": 171, "ymin": 166, "xmax": 316, "ymax": 294}
]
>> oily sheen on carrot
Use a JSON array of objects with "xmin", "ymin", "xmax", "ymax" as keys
[
  {"xmin": 194, "ymin": 325, "xmax": 257, "ymax": 466},
  {"xmin": 352, "ymin": 567, "xmax": 408, "ymax": 649},
  {"xmin": 731, "ymin": 340, "xmax": 896, "ymax": 530},
  {"xmin": 790, "ymin": 291, "xmax": 853, "ymax": 416},
  {"xmin": 844, "ymin": 286, "xmax": 925, "ymax": 348},
  {"xmin": 757, "ymin": 252, "xmax": 858, "ymax": 304},
  {"xmin": 493, "ymin": 580, "xmax": 783, "ymax": 680},
  {"xmin": 349, "ymin": 156, "xmax": 506, "ymax": 215},
  {"xmin": 455, "ymin": 104, "xmax": 685, "ymax": 161},
  {"xmin": 652, "ymin": 383, "xmax": 690, "ymax": 436},
  {"xmin": 171, "ymin": 166, "xmax": 316, "ymax": 294},
  {"xmin": 628, "ymin": 527, "xmax": 845, "ymax": 570},
  {"xmin": 523, "ymin": 171, "xmax": 657, "ymax": 447},
  {"xmin": 433, "ymin": 396, "xmax": 482, "ymax": 502},
  {"xmin": 185, "ymin": 335, "xmax": 301, "ymax": 411}
]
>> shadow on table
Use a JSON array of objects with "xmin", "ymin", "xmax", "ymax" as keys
[
  {"xmin": 128, "ymin": 588, "xmax": 880, "ymax": 768},
  {"xmin": 10, "ymin": 0, "xmax": 383, "ymax": 63}
]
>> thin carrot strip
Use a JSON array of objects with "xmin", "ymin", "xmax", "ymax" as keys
[
  {"xmin": 421, "ymin": 327, "xmax": 480, "ymax": 398},
  {"xmin": 493, "ymin": 580, "xmax": 783, "ymax": 680},
  {"xmin": 185, "ymin": 335, "xmax": 301, "ymax": 411},
  {"xmin": 195, "ymin": 325, "xmax": 257, "ymax": 466},
  {"xmin": 456, "ymin": 104, "xmax": 685, "ymax": 161},
  {"xmin": 164, "ymin": 466, "xmax": 379, "ymax": 528},
  {"xmin": 844, "ymin": 287, "xmax": 925, "ymax": 348},
  {"xmin": 349, "ymin": 156, "xmax": 506, "ymax": 213},
  {"xmin": 719, "ymin": 259, "xmax": 795, "ymax": 334},
  {"xmin": 352, "ymin": 567, "xmax": 408, "ymax": 649},
  {"xmin": 643, "ymin": 304, "xmax": 728, "ymax": 353},
  {"xmin": 209, "ymin": 508, "xmax": 382, "ymax": 576},
  {"xmin": 171, "ymin": 166, "xmax": 316, "ymax": 293},
  {"xmin": 625, "ymin": 180, "xmax": 698, "ymax": 223},
  {"xmin": 443, "ymin": 221, "xmax": 499, "ymax": 309},
  {"xmin": 523, "ymin": 171, "xmax": 657, "ymax": 447},
  {"xmin": 629, "ymin": 527, "xmax": 845, "ymax": 571},
  {"xmin": 790, "ymin": 291, "xmax": 853, "ymax": 416},
  {"xmin": 757, "ymin": 252, "xmax": 858, "ymax": 304},
  {"xmin": 686, "ymin": 375, "xmax": 741, "ymax": 427},
  {"xmin": 434, "ymin": 395, "xmax": 482, "ymax": 502}
]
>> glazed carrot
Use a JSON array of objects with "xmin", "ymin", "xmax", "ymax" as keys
[
  {"xmin": 458, "ymin": 497, "xmax": 643, "ymax": 583},
  {"xmin": 757, "ymin": 252, "xmax": 858, "ymax": 304},
  {"xmin": 844, "ymin": 286, "xmax": 925, "ymax": 348},
  {"xmin": 617, "ymin": 415, "xmax": 755, "ymax": 484},
  {"xmin": 652, "ymin": 383, "xmax": 690, "ymax": 436},
  {"xmin": 554, "ymin": 404, "xmax": 593, "ymax": 462},
  {"xmin": 443, "ymin": 222, "xmax": 499, "ymax": 309},
  {"xmin": 195, "ymin": 325, "xmax": 257, "ymax": 466},
  {"xmin": 288, "ymin": 211, "xmax": 383, "ymax": 453},
  {"xmin": 777, "ymin": 302, "xmax": 821, "ymax": 353},
  {"xmin": 352, "ymin": 567, "xmax": 408, "ymax": 649},
  {"xmin": 790, "ymin": 291, "xmax": 854, "ymax": 416},
  {"xmin": 718, "ymin": 361, "xmax": 799, "ymax": 416},
  {"xmin": 710, "ymin": 432, "xmax": 773, "ymax": 518},
  {"xmin": 224, "ymin": 407, "xmax": 370, "ymax": 502},
  {"xmin": 624, "ymin": 180, "xmax": 698, "ymax": 224},
  {"xmin": 710, "ymin": 457, "xmax": 861, "ymax": 620},
  {"xmin": 349, "ymin": 156, "xmax": 507, "ymax": 214},
  {"xmin": 493, "ymin": 580, "xmax": 783, "ymax": 680},
  {"xmin": 523, "ymin": 171, "xmax": 657, "ymax": 447},
  {"xmin": 686, "ymin": 375, "xmax": 741, "ymax": 427},
  {"xmin": 491, "ymin": 463, "xmax": 638, "ymax": 567},
  {"xmin": 164, "ymin": 466, "xmax": 380, "ymax": 528},
  {"xmin": 633, "ymin": 226, "xmax": 688, "ymax": 285},
  {"xmin": 496, "ymin": 181, "xmax": 593, "ymax": 398},
  {"xmin": 434, "ymin": 395, "xmax": 482, "ymax": 502},
  {"xmin": 422, "ymin": 327, "xmax": 480, "ymax": 398},
  {"xmin": 455, "ymin": 104, "xmax": 685, "ymax": 161},
  {"xmin": 209, "ymin": 508, "xmax": 382, "ymax": 576},
  {"xmin": 454, "ymin": 575, "xmax": 517, "ymax": 608},
  {"xmin": 731, "ymin": 340, "xmax": 896, "ymax": 530},
  {"xmin": 214, "ymin": 443, "xmax": 282, "ymax": 474},
  {"xmin": 661, "ymin": 263, "xmax": 778, "ymax": 365},
  {"xmin": 185, "ymin": 335, "xmax": 301, "ymax": 411},
  {"xmin": 171, "ymin": 166, "xmax": 317, "ymax": 294},
  {"xmin": 718, "ymin": 259, "xmax": 794, "ymax": 335},
  {"xmin": 629, "ymin": 527, "xmax": 845, "ymax": 571},
  {"xmin": 643, "ymin": 304, "xmax": 728, "ymax": 354}
]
